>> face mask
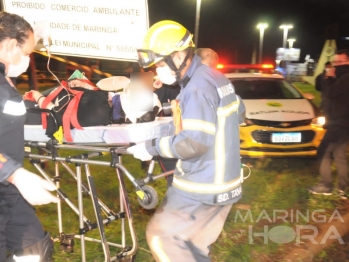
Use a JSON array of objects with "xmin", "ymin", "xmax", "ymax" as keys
[
  {"xmin": 7, "ymin": 46, "xmax": 30, "ymax": 77},
  {"xmin": 156, "ymin": 66, "xmax": 176, "ymax": 85},
  {"xmin": 334, "ymin": 65, "xmax": 349, "ymax": 78}
]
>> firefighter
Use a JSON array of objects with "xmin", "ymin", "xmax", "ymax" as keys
[
  {"xmin": 0, "ymin": 12, "xmax": 58, "ymax": 261},
  {"xmin": 128, "ymin": 20, "xmax": 246, "ymax": 261}
]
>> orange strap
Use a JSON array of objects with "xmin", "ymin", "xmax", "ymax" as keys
[
  {"xmin": 171, "ymin": 99, "xmax": 182, "ymax": 135},
  {"xmin": 40, "ymin": 82, "xmax": 90, "ymax": 142}
]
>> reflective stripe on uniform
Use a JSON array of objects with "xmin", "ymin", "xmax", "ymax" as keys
[
  {"xmin": 159, "ymin": 136, "xmax": 175, "ymax": 158},
  {"xmin": 176, "ymin": 159, "xmax": 185, "ymax": 176},
  {"xmin": 217, "ymin": 99, "xmax": 239, "ymax": 117},
  {"xmin": 182, "ymin": 119, "xmax": 216, "ymax": 135},
  {"xmin": 150, "ymin": 236, "xmax": 171, "ymax": 262},
  {"xmin": 3, "ymin": 100, "xmax": 26, "ymax": 116},
  {"xmin": 214, "ymin": 96, "xmax": 240, "ymax": 183},
  {"xmin": 173, "ymin": 176, "xmax": 241, "ymax": 194},
  {"xmin": 13, "ymin": 255, "xmax": 40, "ymax": 262},
  {"xmin": 214, "ymin": 115, "xmax": 226, "ymax": 183}
]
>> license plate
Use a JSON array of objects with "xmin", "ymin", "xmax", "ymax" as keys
[{"xmin": 271, "ymin": 132, "xmax": 301, "ymax": 143}]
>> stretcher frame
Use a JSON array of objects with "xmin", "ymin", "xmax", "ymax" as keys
[{"xmin": 24, "ymin": 138, "xmax": 173, "ymax": 262}]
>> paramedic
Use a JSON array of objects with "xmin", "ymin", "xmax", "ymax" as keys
[
  {"xmin": 0, "ymin": 12, "xmax": 58, "ymax": 261},
  {"xmin": 128, "ymin": 20, "xmax": 246, "ymax": 261}
]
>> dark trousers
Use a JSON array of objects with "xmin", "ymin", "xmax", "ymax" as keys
[
  {"xmin": 0, "ymin": 183, "xmax": 45, "ymax": 261},
  {"xmin": 317, "ymin": 126, "xmax": 349, "ymax": 190}
]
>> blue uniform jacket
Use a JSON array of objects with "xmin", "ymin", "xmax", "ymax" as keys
[{"xmin": 146, "ymin": 55, "xmax": 246, "ymax": 205}]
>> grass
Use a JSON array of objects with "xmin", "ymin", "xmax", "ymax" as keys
[
  {"xmin": 292, "ymin": 81, "xmax": 321, "ymax": 107},
  {"xmin": 22, "ymin": 82, "xmax": 347, "ymax": 261},
  {"xmin": 28, "ymin": 153, "xmax": 163, "ymax": 262},
  {"xmin": 27, "ymin": 154, "xmax": 346, "ymax": 262}
]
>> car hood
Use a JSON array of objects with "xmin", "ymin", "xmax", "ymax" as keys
[{"xmin": 243, "ymin": 99, "xmax": 315, "ymax": 121}]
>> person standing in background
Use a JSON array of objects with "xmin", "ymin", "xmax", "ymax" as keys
[{"xmin": 310, "ymin": 49, "xmax": 349, "ymax": 200}]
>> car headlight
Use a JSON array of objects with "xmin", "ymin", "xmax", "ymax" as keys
[
  {"xmin": 311, "ymin": 116, "xmax": 325, "ymax": 126},
  {"xmin": 240, "ymin": 119, "xmax": 254, "ymax": 126}
]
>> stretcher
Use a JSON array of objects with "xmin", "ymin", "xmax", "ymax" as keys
[
  {"xmin": 24, "ymin": 116, "xmax": 174, "ymax": 262},
  {"xmin": 24, "ymin": 117, "xmax": 173, "ymax": 144}
]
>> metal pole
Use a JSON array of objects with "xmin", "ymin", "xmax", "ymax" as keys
[
  {"xmin": 28, "ymin": 53, "xmax": 38, "ymax": 91},
  {"xmin": 259, "ymin": 28, "xmax": 264, "ymax": 64},
  {"xmin": 76, "ymin": 165, "xmax": 86, "ymax": 262},
  {"xmin": 288, "ymin": 39, "xmax": 295, "ymax": 49},
  {"xmin": 194, "ymin": 0, "xmax": 202, "ymax": 47},
  {"xmin": 283, "ymin": 29, "xmax": 288, "ymax": 48}
]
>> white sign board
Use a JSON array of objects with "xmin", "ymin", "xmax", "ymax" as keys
[
  {"xmin": 2, "ymin": 0, "xmax": 149, "ymax": 61},
  {"xmin": 276, "ymin": 48, "xmax": 301, "ymax": 61}
]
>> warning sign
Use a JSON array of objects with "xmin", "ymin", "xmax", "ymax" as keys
[{"xmin": 1, "ymin": 0, "xmax": 149, "ymax": 61}]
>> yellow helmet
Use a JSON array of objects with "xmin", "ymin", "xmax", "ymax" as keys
[{"xmin": 137, "ymin": 20, "xmax": 195, "ymax": 68}]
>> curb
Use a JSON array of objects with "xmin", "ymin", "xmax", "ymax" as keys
[{"xmin": 282, "ymin": 207, "xmax": 349, "ymax": 262}]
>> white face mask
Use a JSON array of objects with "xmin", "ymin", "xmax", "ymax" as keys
[
  {"xmin": 156, "ymin": 65, "xmax": 176, "ymax": 85},
  {"xmin": 7, "ymin": 46, "xmax": 30, "ymax": 77}
]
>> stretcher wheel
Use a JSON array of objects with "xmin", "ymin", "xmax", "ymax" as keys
[{"xmin": 137, "ymin": 185, "xmax": 158, "ymax": 210}]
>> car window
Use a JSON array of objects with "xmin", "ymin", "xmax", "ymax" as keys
[{"xmin": 230, "ymin": 79, "xmax": 302, "ymax": 99}]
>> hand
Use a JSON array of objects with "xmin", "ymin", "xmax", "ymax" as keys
[
  {"xmin": 23, "ymin": 90, "xmax": 40, "ymax": 101},
  {"xmin": 10, "ymin": 168, "xmax": 58, "ymax": 206},
  {"xmin": 127, "ymin": 142, "xmax": 153, "ymax": 161},
  {"xmin": 23, "ymin": 90, "xmax": 42, "ymax": 102},
  {"xmin": 325, "ymin": 68, "xmax": 335, "ymax": 77},
  {"xmin": 153, "ymin": 79, "xmax": 163, "ymax": 89}
]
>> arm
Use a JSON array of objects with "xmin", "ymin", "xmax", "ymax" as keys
[
  {"xmin": 0, "ymin": 92, "xmax": 22, "ymax": 182},
  {"xmin": 0, "ymin": 89, "xmax": 58, "ymax": 205},
  {"xmin": 237, "ymin": 95, "xmax": 246, "ymax": 124},
  {"xmin": 146, "ymin": 86, "xmax": 218, "ymax": 160},
  {"xmin": 23, "ymin": 90, "xmax": 55, "ymax": 109},
  {"xmin": 0, "ymin": 153, "xmax": 22, "ymax": 182}
]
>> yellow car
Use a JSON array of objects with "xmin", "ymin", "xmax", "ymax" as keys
[{"xmin": 225, "ymin": 73, "xmax": 325, "ymax": 157}]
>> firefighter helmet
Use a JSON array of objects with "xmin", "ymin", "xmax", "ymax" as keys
[{"xmin": 137, "ymin": 20, "xmax": 194, "ymax": 68}]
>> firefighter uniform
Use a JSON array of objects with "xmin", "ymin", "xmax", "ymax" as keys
[
  {"xmin": 145, "ymin": 54, "xmax": 245, "ymax": 260},
  {"xmin": 0, "ymin": 63, "xmax": 49, "ymax": 261}
]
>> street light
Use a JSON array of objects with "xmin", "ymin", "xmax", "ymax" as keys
[
  {"xmin": 194, "ymin": 0, "xmax": 202, "ymax": 47},
  {"xmin": 279, "ymin": 25, "xmax": 293, "ymax": 48},
  {"xmin": 257, "ymin": 23, "xmax": 268, "ymax": 63},
  {"xmin": 287, "ymin": 38, "xmax": 296, "ymax": 49}
]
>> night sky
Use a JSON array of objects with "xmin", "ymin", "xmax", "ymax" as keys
[{"xmin": 148, "ymin": 0, "xmax": 349, "ymax": 65}]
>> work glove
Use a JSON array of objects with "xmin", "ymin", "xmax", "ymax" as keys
[
  {"xmin": 127, "ymin": 142, "xmax": 153, "ymax": 161},
  {"xmin": 11, "ymin": 168, "xmax": 58, "ymax": 206}
]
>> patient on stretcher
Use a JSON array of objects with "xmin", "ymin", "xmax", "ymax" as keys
[{"xmin": 23, "ymin": 73, "xmax": 163, "ymax": 140}]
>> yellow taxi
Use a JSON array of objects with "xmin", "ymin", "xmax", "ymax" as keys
[{"xmin": 221, "ymin": 66, "xmax": 325, "ymax": 157}]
